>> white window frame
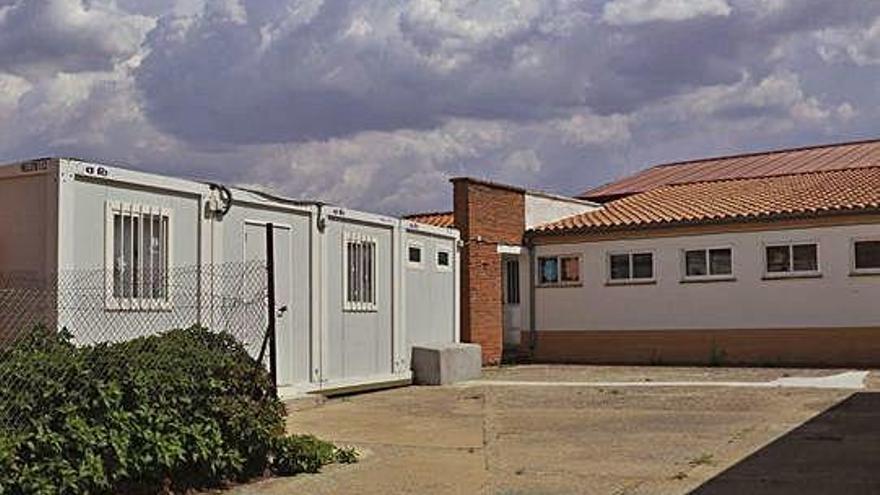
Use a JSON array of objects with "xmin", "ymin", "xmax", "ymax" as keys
[
  {"xmin": 681, "ymin": 246, "xmax": 735, "ymax": 283},
  {"xmin": 606, "ymin": 250, "xmax": 656, "ymax": 285},
  {"xmin": 762, "ymin": 240, "xmax": 821, "ymax": 279},
  {"xmin": 536, "ymin": 254, "xmax": 582, "ymax": 287},
  {"xmin": 343, "ymin": 231, "xmax": 378, "ymax": 312},
  {"xmin": 435, "ymin": 247, "xmax": 452, "ymax": 272},
  {"xmin": 850, "ymin": 237, "xmax": 880, "ymax": 276},
  {"xmin": 104, "ymin": 201, "xmax": 173, "ymax": 311},
  {"xmin": 406, "ymin": 240, "xmax": 424, "ymax": 269}
]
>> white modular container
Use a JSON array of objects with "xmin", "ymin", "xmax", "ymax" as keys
[{"xmin": 0, "ymin": 158, "xmax": 460, "ymax": 396}]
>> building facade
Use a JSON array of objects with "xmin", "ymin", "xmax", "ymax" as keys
[{"xmin": 408, "ymin": 139, "xmax": 880, "ymax": 367}]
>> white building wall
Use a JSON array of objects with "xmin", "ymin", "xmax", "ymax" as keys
[
  {"xmin": 534, "ymin": 222, "xmax": 880, "ymax": 332},
  {"xmin": 524, "ymin": 193, "xmax": 599, "ymax": 230}
]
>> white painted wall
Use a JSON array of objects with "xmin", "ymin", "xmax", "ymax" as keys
[
  {"xmin": 534, "ymin": 222, "xmax": 880, "ymax": 331},
  {"xmin": 524, "ymin": 193, "xmax": 599, "ymax": 230}
]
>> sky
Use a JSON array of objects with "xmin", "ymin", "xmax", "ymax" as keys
[{"xmin": 1, "ymin": 0, "xmax": 879, "ymax": 215}]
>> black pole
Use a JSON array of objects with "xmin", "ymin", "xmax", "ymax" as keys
[{"xmin": 265, "ymin": 222, "xmax": 278, "ymax": 394}]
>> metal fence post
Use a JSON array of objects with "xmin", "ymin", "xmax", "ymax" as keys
[{"xmin": 265, "ymin": 222, "xmax": 278, "ymax": 394}]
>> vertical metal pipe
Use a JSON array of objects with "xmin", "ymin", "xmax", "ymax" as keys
[{"xmin": 265, "ymin": 222, "xmax": 278, "ymax": 394}]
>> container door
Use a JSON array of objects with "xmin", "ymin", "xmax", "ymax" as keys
[{"xmin": 244, "ymin": 222, "xmax": 308, "ymax": 386}]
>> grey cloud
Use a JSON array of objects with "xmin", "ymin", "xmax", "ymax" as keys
[
  {"xmin": 135, "ymin": 0, "xmax": 880, "ymax": 146},
  {"xmin": 0, "ymin": 0, "xmax": 153, "ymax": 77}
]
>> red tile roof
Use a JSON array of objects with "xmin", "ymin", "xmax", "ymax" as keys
[
  {"xmin": 534, "ymin": 167, "xmax": 880, "ymax": 234},
  {"xmin": 579, "ymin": 139, "xmax": 880, "ymax": 202},
  {"xmin": 403, "ymin": 211, "xmax": 455, "ymax": 229}
]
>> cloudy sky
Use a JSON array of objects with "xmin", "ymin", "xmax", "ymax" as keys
[{"xmin": 1, "ymin": 0, "xmax": 878, "ymax": 214}]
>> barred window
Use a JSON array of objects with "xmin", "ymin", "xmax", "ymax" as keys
[
  {"xmin": 344, "ymin": 232, "xmax": 378, "ymax": 312},
  {"xmin": 106, "ymin": 202, "xmax": 171, "ymax": 310},
  {"xmin": 505, "ymin": 259, "xmax": 520, "ymax": 304}
]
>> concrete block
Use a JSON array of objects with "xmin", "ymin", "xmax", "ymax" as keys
[{"xmin": 411, "ymin": 343, "xmax": 482, "ymax": 385}]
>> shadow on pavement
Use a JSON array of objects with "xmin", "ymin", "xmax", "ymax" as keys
[{"xmin": 691, "ymin": 392, "xmax": 880, "ymax": 495}]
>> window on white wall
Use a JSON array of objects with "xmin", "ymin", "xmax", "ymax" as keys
[
  {"xmin": 106, "ymin": 202, "xmax": 171, "ymax": 310},
  {"xmin": 436, "ymin": 249, "xmax": 451, "ymax": 271},
  {"xmin": 683, "ymin": 247, "xmax": 733, "ymax": 280},
  {"xmin": 853, "ymin": 240, "xmax": 880, "ymax": 274},
  {"xmin": 537, "ymin": 255, "xmax": 580, "ymax": 286},
  {"xmin": 345, "ymin": 232, "xmax": 378, "ymax": 311},
  {"xmin": 608, "ymin": 251, "xmax": 654, "ymax": 283},
  {"xmin": 407, "ymin": 242, "xmax": 423, "ymax": 268},
  {"xmin": 764, "ymin": 242, "xmax": 819, "ymax": 277}
]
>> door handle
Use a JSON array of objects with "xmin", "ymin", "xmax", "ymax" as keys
[{"xmin": 276, "ymin": 305, "xmax": 288, "ymax": 318}]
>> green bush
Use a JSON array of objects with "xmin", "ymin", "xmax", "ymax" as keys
[{"xmin": 0, "ymin": 326, "xmax": 356, "ymax": 494}]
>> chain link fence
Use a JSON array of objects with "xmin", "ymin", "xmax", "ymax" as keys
[{"xmin": 0, "ymin": 261, "xmax": 271, "ymax": 428}]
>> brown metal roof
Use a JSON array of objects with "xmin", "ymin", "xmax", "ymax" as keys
[
  {"xmin": 403, "ymin": 211, "xmax": 455, "ymax": 229},
  {"xmin": 579, "ymin": 139, "xmax": 880, "ymax": 201},
  {"xmin": 534, "ymin": 167, "xmax": 880, "ymax": 234}
]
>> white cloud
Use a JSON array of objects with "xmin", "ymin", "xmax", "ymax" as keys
[
  {"xmin": 816, "ymin": 17, "xmax": 880, "ymax": 65},
  {"xmin": 603, "ymin": 0, "xmax": 732, "ymax": 26},
  {"xmin": 554, "ymin": 112, "xmax": 632, "ymax": 147}
]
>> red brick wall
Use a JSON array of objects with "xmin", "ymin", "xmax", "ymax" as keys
[{"xmin": 453, "ymin": 179, "xmax": 525, "ymax": 364}]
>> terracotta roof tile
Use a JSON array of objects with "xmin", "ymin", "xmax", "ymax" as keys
[
  {"xmin": 403, "ymin": 211, "xmax": 455, "ymax": 229},
  {"xmin": 534, "ymin": 167, "xmax": 880, "ymax": 234},
  {"xmin": 579, "ymin": 139, "xmax": 880, "ymax": 201}
]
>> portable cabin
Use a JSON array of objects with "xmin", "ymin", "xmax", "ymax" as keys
[{"xmin": 0, "ymin": 157, "xmax": 460, "ymax": 395}]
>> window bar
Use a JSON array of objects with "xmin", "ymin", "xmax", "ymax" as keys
[
  {"xmin": 162, "ymin": 214, "xmax": 168, "ymax": 301},
  {"xmin": 137, "ymin": 204, "xmax": 143, "ymax": 310},
  {"xmin": 145, "ymin": 207, "xmax": 153, "ymax": 308}
]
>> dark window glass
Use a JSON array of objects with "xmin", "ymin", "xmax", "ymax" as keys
[
  {"xmin": 685, "ymin": 250, "xmax": 707, "ymax": 277},
  {"xmin": 632, "ymin": 253, "xmax": 653, "ymax": 279},
  {"xmin": 609, "ymin": 254, "xmax": 630, "ymax": 280},
  {"xmin": 766, "ymin": 245, "xmax": 790, "ymax": 272},
  {"xmin": 560, "ymin": 257, "xmax": 580, "ymax": 282},
  {"xmin": 855, "ymin": 241, "xmax": 880, "ymax": 270},
  {"xmin": 709, "ymin": 248, "xmax": 732, "ymax": 275},
  {"xmin": 437, "ymin": 250, "xmax": 450, "ymax": 267},
  {"xmin": 505, "ymin": 259, "xmax": 520, "ymax": 304},
  {"xmin": 792, "ymin": 244, "xmax": 818, "ymax": 272},
  {"xmin": 539, "ymin": 257, "xmax": 558, "ymax": 284},
  {"xmin": 408, "ymin": 246, "xmax": 422, "ymax": 263}
]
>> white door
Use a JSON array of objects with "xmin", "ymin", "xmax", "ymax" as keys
[
  {"xmin": 502, "ymin": 256, "xmax": 522, "ymax": 347},
  {"xmin": 244, "ymin": 222, "xmax": 308, "ymax": 386}
]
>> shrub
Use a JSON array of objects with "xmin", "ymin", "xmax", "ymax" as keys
[{"xmin": 0, "ymin": 326, "xmax": 356, "ymax": 494}]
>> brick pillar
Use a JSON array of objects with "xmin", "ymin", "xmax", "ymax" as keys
[{"xmin": 452, "ymin": 178, "xmax": 525, "ymax": 365}]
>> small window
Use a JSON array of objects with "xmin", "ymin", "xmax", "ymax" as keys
[
  {"xmin": 683, "ymin": 247, "xmax": 733, "ymax": 280},
  {"xmin": 853, "ymin": 240, "xmax": 880, "ymax": 274},
  {"xmin": 765, "ymin": 242, "xmax": 819, "ymax": 277},
  {"xmin": 106, "ymin": 202, "xmax": 171, "ymax": 310},
  {"xmin": 345, "ymin": 232, "xmax": 377, "ymax": 311},
  {"xmin": 505, "ymin": 259, "xmax": 520, "ymax": 304},
  {"xmin": 437, "ymin": 250, "xmax": 450, "ymax": 268},
  {"xmin": 537, "ymin": 255, "xmax": 580, "ymax": 286},
  {"xmin": 407, "ymin": 244, "xmax": 422, "ymax": 266},
  {"xmin": 608, "ymin": 251, "xmax": 654, "ymax": 283}
]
